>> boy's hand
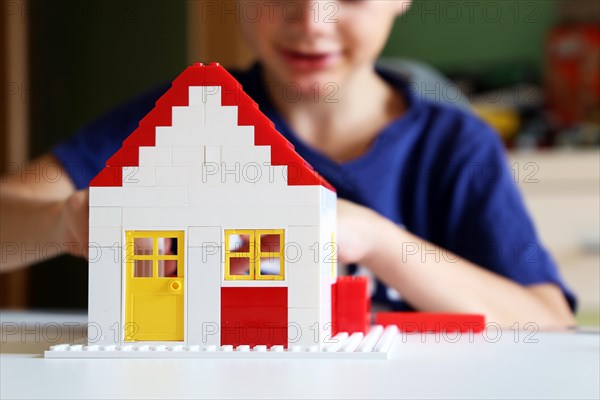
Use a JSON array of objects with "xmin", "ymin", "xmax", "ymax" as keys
[
  {"xmin": 61, "ymin": 189, "xmax": 89, "ymax": 258},
  {"xmin": 336, "ymin": 198, "xmax": 384, "ymax": 265}
]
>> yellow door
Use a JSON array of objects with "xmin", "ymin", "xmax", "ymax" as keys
[{"xmin": 125, "ymin": 231, "xmax": 184, "ymax": 342}]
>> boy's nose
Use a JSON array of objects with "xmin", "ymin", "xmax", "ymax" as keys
[{"xmin": 287, "ymin": 0, "xmax": 337, "ymax": 37}]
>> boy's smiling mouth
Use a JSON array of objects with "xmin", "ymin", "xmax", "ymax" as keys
[{"xmin": 277, "ymin": 47, "xmax": 341, "ymax": 71}]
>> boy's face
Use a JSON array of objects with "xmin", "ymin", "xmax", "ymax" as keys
[{"xmin": 240, "ymin": 0, "xmax": 411, "ymax": 94}]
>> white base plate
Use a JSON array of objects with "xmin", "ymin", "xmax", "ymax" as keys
[{"xmin": 44, "ymin": 326, "xmax": 398, "ymax": 360}]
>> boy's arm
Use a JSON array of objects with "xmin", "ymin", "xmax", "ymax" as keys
[
  {"xmin": 1, "ymin": 154, "xmax": 88, "ymax": 273},
  {"xmin": 1, "ymin": 83, "xmax": 171, "ymax": 273},
  {"xmin": 337, "ymin": 199, "xmax": 576, "ymax": 329}
]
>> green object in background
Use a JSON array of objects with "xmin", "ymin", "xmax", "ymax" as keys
[{"xmin": 383, "ymin": 0, "xmax": 557, "ymax": 74}]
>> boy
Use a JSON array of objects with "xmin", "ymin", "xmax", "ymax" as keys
[{"xmin": 1, "ymin": 1, "xmax": 575, "ymax": 328}]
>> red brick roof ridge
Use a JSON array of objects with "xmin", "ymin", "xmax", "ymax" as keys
[{"xmin": 91, "ymin": 62, "xmax": 334, "ymax": 192}]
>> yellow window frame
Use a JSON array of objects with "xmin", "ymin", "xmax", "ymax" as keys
[
  {"xmin": 224, "ymin": 229, "xmax": 285, "ymax": 281},
  {"xmin": 255, "ymin": 229, "xmax": 285, "ymax": 281},
  {"xmin": 125, "ymin": 230, "xmax": 185, "ymax": 278},
  {"xmin": 224, "ymin": 230, "xmax": 255, "ymax": 281}
]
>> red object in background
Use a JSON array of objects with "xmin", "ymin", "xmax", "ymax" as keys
[
  {"xmin": 375, "ymin": 312, "xmax": 485, "ymax": 333},
  {"xmin": 546, "ymin": 24, "xmax": 600, "ymax": 126},
  {"xmin": 221, "ymin": 287, "xmax": 287, "ymax": 348},
  {"xmin": 331, "ymin": 276, "xmax": 371, "ymax": 335}
]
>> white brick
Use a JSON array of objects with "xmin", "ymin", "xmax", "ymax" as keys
[
  {"xmin": 122, "ymin": 206, "xmax": 189, "ymax": 227},
  {"xmin": 319, "ymin": 277, "xmax": 332, "ymax": 310},
  {"xmin": 204, "ymin": 146, "xmax": 221, "ymax": 164},
  {"xmin": 288, "ymin": 308, "xmax": 322, "ymax": 349},
  {"xmin": 172, "ymin": 146, "xmax": 205, "ymax": 166},
  {"xmin": 287, "ymin": 265, "xmax": 321, "ymax": 291},
  {"xmin": 319, "ymin": 188, "xmax": 337, "ymax": 284},
  {"xmin": 321, "ymin": 186, "xmax": 336, "ymax": 208},
  {"xmin": 155, "ymin": 166, "xmax": 194, "ymax": 186},
  {"xmin": 205, "ymin": 106, "xmax": 237, "ymax": 126},
  {"xmin": 156, "ymin": 126, "xmax": 253, "ymax": 147},
  {"xmin": 188, "ymin": 226, "xmax": 222, "ymax": 247},
  {"xmin": 189, "ymin": 165, "xmax": 225, "ymax": 186},
  {"xmin": 187, "ymin": 186, "xmax": 321, "ymax": 207},
  {"xmin": 121, "ymin": 186, "xmax": 188, "ymax": 207},
  {"xmin": 286, "ymin": 185, "xmax": 321, "ymax": 204},
  {"xmin": 288, "ymin": 285, "xmax": 321, "ymax": 309},
  {"xmin": 90, "ymin": 187, "xmax": 124, "ymax": 206},
  {"xmin": 155, "ymin": 165, "xmax": 226, "ymax": 187},
  {"xmin": 265, "ymin": 165, "xmax": 288, "ymax": 186},
  {"xmin": 187, "ymin": 186, "xmax": 234, "ymax": 206},
  {"xmin": 172, "ymin": 106, "xmax": 205, "ymax": 126},
  {"xmin": 287, "ymin": 226, "xmax": 321, "ymax": 255},
  {"xmin": 287, "ymin": 226, "xmax": 321, "ymax": 287},
  {"xmin": 139, "ymin": 146, "xmax": 171, "ymax": 167},
  {"xmin": 122, "ymin": 167, "xmax": 156, "ymax": 187},
  {"xmin": 187, "ymin": 247, "xmax": 221, "ymax": 346},
  {"xmin": 89, "ymin": 207, "xmax": 122, "ymax": 227},
  {"xmin": 189, "ymin": 86, "xmax": 221, "ymax": 107},
  {"xmin": 155, "ymin": 126, "xmax": 196, "ymax": 146},
  {"xmin": 88, "ymin": 251, "xmax": 122, "ymax": 345},
  {"xmin": 319, "ymin": 305, "xmax": 333, "ymax": 347},
  {"xmin": 192, "ymin": 163, "xmax": 285, "ymax": 186},
  {"xmin": 221, "ymin": 146, "xmax": 271, "ymax": 165},
  {"xmin": 320, "ymin": 249, "xmax": 336, "ymax": 285},
  {"xmin": 89, "ymin": 226, "xmax": 121, "ymax": 248},
  {"xmin": 123, "ymin": 206, "xmax": 319, "ymax": 227},
  {"xmin": 219, "ymin": 162, "xmax": 251, "ymax": 185},
  {"xmin": 252, "ymin": 164, "xmax": 283, "ymax": 186},
  {"xmin": 220, "ymin": 126, "xmax": 254, "ymax": 146}
]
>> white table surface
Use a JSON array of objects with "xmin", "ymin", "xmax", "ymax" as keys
[{"xmin": 1, "ymin": 311, "xmax": 599, "ymax": 399}]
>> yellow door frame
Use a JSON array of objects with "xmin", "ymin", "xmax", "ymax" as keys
[{"xmin": 124, "ymin": 230, "xmax": 185, "ymax": 342}]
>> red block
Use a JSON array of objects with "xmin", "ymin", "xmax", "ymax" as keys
[
  {"xmin": 221, "ymin": 286, "xmax": 287, "ymax": 307},
  {"xmin": 237, "ymin": 98, "xmax": 268, "ymax": 128},
  {"xmin": 92, "ymin": 62, "xmax": 335, "ymax": 193},
  {"xmin": 89, "ymin": 167, "xmax": 122, "ymax": 187},
  {"xmin": 105, "ymin": 145, "xmax": 139, "ymax": 167},
  {"xmin": 375, "ymin": 312, "xmax": 485, "ymax": 333},
  {"xmin": 331, "ymin": 276, "xmax": 371, "ymax": 335},
  {"xmin": 205, "ymin": 63, "xmax": 242, "ymax": 105},
  {"xmin": 331, "ymin": 282, "xmax": 337, "ymax": 334},
  {"xmin": 172, "ymin": 62, "xmax": 207, "ymax": 88},
  {"xmin": 155, "ymin": 85, "xmax": 191, "ymax": 108},
  {"xmin": 122, "ymin": 125, "xmax": 156, "ymax": 147},
  {"xmin": 138, "ymin": 105, "xmax": 172, "ymax": 127},
  {"xmin": 221, "ymin": 287, "xmax": 288, "ymax": 347}
]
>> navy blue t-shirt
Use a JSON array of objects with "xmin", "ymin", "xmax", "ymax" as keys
[{"xmin": 53, "ymin": 64, "xmax": 576, "ymax": 311}]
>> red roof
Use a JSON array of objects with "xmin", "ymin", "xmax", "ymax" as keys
[{"xmin": 90, "ymin": 62, "xmax": 334, "ymax": 192}]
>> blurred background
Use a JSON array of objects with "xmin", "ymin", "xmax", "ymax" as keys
[{"xmin": 2, "ymin": 0, "xmax": 599, "ymax": 326}]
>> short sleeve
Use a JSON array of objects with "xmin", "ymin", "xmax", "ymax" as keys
[
  {"xmin": 442, "ymin": 121, "xmax": 577, "ymax": 311},
  {"xmin": 52, "ymin": 83, "xmax": 170, "ymax": 189}
]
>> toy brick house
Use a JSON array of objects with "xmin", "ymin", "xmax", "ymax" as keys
[{"xmin": 87, "ymin": 63, "xmax": 347, "ymax": 350}]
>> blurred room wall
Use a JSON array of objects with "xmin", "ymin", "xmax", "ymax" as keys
[
  {"xmin": 1, "ymin": 0, "xmax": 188, "ymax": 309},
  {"xmin": 28, "ymin": 0, "xmax": 188, "ymax": 158}
]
